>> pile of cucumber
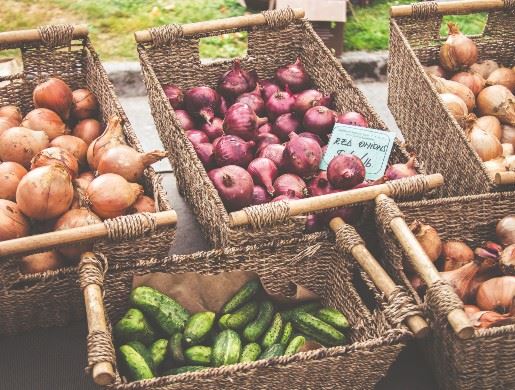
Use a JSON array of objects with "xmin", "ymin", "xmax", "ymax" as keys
[{"xmin": 114, "ymin": 280, "xmax": 350, "ymax": 382}]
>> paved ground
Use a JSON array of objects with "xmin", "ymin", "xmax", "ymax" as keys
[{"xmin": 0, "ymin": 81, "xmax": 436, "ymax": 390}]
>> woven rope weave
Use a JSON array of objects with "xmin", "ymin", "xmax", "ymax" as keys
[
  {"xmin": 375, "ymin": 196, "xmax": 404, "ymax": 230},
  {"xmin": 262, "ymin": 7, "xmax": 295, "ymax": 29},
  {"xmin": 79, "ymin": 253, "xmax": 108, "ymax": 291},
  {"xmin": 425, "ymin": 280, "xmax": 464, "ymax": 323},
  {"xmin": 411, "ymin": 1, "xmax": 438, "ymax": 19},
  {"xmin": 39, "ymin": 24, "xmax": 74, "ymax": 47},
  {"xmin": 104, "ymin": 213, "xmax": 157, "ymax": 241},
  {"xmin": 243, "ymin": 201, "xmax": 290, "ymax": 230},
  {"xmin": 149, "ymin": 24, "xmax": 184, "ymax": 46},
  {"xmin": 334, "ymin": 224, "xmax": 364, "ymax": 257},
  {"xmin": 85, "ymin": 330, "xmax": 116, "ymax": 375},
  {"xmin": 384, "ymin": 286, "xmax": 423, "ymax": 327}
]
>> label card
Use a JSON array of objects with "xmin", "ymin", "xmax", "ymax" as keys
[{"xmin": 320, "ymin": 124, "xmax": 396, "ymax": 180}]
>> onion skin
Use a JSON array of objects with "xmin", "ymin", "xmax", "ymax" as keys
[
  {"xmin": 16, "ymin": 165, "xmax": 74, "ymax": 220},
  {"xmin": 336, "ymin": 112, "xmax": 368, "ymax": 128},
  {"xmin": 385, "ymin": 156, "xmax": 418, "ymax": 180},
  {"xmin": 275, "ymin": 58, "xmax": 311, "ymax": 92},
  {"xmin": 502, "ymin": 143, "xmax": 514, "ymax": 157},
  {"xmin": 303, "ymin": 106, "xmax": 336, "ymax": 137},
  {"xmin": 20, "ymin": 251, "xmax": 67, "ymax": 274},
  {"xmin": 0, "ymin": 127, "xmax": 50, "ymax": 168},
  {"xmin": 496, "ymin": 215, "xmax": 515, "ymax": 246},
  {"xmin": 218, "ymin": 96, "xmax": 229, "ymax": 118},
  {"xmin": 162, "ymin": 84, "xmax": 184, "ymax": 109},
  {"xmin": 430, "ymin": 75, "xmax": 475, "ymax": 111},
  {"xmin": 293, "ymin": 89, "xmax": 332, "ymax": 114},
  {"xmin": 0, "ymin": 199, "xmax": 29, "ymax": 241},
  {"xmin": 256, "ymin": 133, "xmax": 280, "ymax": 153},
  {"xmin": 305, "ymin": 213, "xmax": 322, "ymax": 233},
  {"xmin": 501, "ymin": 124, "xmax": 515, "ymax": 147},
  {"xmin": 451, "ymin": 71, "xmax": 486, "ymax": 96},
  {"xmin": 0, "ymin": 117, "xmax": 20, "ymax": 134},
  {"xmin": 486, "ymin": 68, "xmax": 515, "ymax": 93},
  {"xmin": 266, "ymin": 90, "xmax": 295, "ymax": 120},
  {"xmin": 441, "ymin": 241, "xmax": 474, "ymax": 271},
  {"xmin": 51, "ymin": 135, "xmax": 88, "ymax": 169},
  {"xmin": 273, "ymin": 173, "xmax": 307, "ymax": 198},
  {"xmin": 423, "ymin": 65, "xmax": 447, "ymax": 78},
  {"xmin": 258, "ymin": 143, "xmax": 286, "ymax": 169},
  {"xmin": 273, "ymin": 113, "xmax": 301, "ymax": 141},
  {"xmin": 468, "ymin": 310, "xmax": 515, "ymax": 329},
  {"xmin": 308, "ymin": 171, "xmax": 339, "ymax": 197},
  {"xmin": 214, "ymin": 135, "xmax": 255, "ymax": 168},
  {"xmin": 186, "ymin": 130, "xmax": 209, "ymax": 145},
  {"xmin": 21, "ymin": 108, "xmax": 68, "ymax": 140},
  {"xmin": 97, "ymin": 145, "xmax": 167, "ymax": 182},
  {"xmin": 0, "ymin": 105, "xmax": 22, "ymax": 123},
  {"xmin": 184, "ymin": 86, "xmax": 220, "ymax": 124},
  {"xmin": 440, "ymin": 261, "xmax": 482, "ymax": 302},
  {"xmin": 218, "ymin": 60, "xmax": 257, "ymax": 99},
  {"xmin": 260, "ymin": 79, "xmax": 281, "ymax": 102},
  {"xmin": 236, "ymin": 90, "xmax": 265, "ymax": 116},
  {"xmin": 72, "ymin": 88, "xmax": 98, "ymax": 119},
  {"xmin": 410, "ymin": 220, "xmax": 442, "ymax": 263},
  {"xmin": 130, "ymin": 195, "xmax": 156, "ymax": 214},
  {"xmin": 467, "ymin": 125, "xmax": 503, "ymax": 161},
  {"xmin": 440, "ymin": 93, "xmax": 468, "ymax": 121},
  {"xmin": 223, "ymin": 103, "xmax": 267, "ymax": 141},
  {"xmin": 327, "ymin": 154, "xmax": 366, "ymax": 190},
  {"xmin": 283, "ymin": 133, "xmax": 322, "ymax": 178},
  {"xmin": 477, "ymin": 85, "xmax": 515, "ymax": 125},
  {"xmin": 33, "ymin": 78, "xmax": 73, "ymax": 121},
  {"xmin": 272, "ymin": 192, "xmax": 300, "ymax": 202},
  {"xmin": 476, "ymin": 276, "xmax": 515, "ymax": 314},
  {"xmin": 87, "ymin": 116, "xmax": 125, "ymax": 170},
  {"xmin": 500, "ymin": 244, "xmax": 515, "ymax": 275},
  {"xmin": 471, "ymin": 60, "xmax": 499, "ymax": 79},
  {"xmin": 299, "ymin": 132, "xmax": 323, "ymax": 146},
  {"xmin": 439, "ymin": 22, "xmax": 478, "ymax": 71},
  {"xmin": 247, "ymin": 158, "xmax": 278, "ymax": 195},
  {"xmin": 251, "ymin": 185, "xmax": 272, "ymax": 205},
  {"xmin": 174, "ymin": 109, "xmax": 195, "ymax": 130},
  {"xmin": 200, "ymin": 117, "xmax": 224, "ymax": 141},
  {"xmin": 73, "ymin": 118, "xmax": 103, "ymax": 145},
  {"xmin": 0, "ymin": 162, "xmax": 27, "ymax": 201},
  {"xmin": 194, "ymin": 142, "xmax": 215, "ymax": 170},
  {"xmin": 87, "ymin": 173, "xmax": 143, "ymax": 219},
  {"xmin": 31, "ymin": 147, "xmax": 79, "ymax": 179},
  {"xmin": 208, "ymin": 165, "xmax": 254, "ymax": 211},
  {"xmin": 474, "ymin": 115, "xmax": 502, "ymax": 140}
]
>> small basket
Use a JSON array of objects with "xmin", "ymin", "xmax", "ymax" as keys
[
  {"xmin": 135, "ymin": 8, "xmax": 424, "ymax": 248},
  {"xmin": 375, "ymin": 192, "xmax": 515, "ymax": 390},
  {"xmin": 388, "ymin": 0, "xmax": 515, "ymax": 196},
  {"xmin": 79, "ymin": 229, "xmax": 424, "ymax": 389},
  {"xmin": 0, "ymin": 25, "xmax": 177, "ymax": 335}
]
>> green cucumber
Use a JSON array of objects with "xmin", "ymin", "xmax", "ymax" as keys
[
  {"xmin": 126, "ymin": 341, "xmax": 154, "ymax": 371},
  {"xmin": 226, "ymin": 301, "xmax": 259, "ymax": 330},
  {"xmin": 284, "ymin": 335, "xmax": 306, "ymax": 355},
  {"xmin": 184, "ymin": 346, "xmax": 212, "ymax": 366},
  {"xmin": 184, "ymin": 311, "xmax": 215, "ymax": 345},
  {"xmin": 261, "ymin": 313, "xmax": 283, "ymax": 349},
  {"xmin": 164, "ymin": 365, "xmax": 207, "ymax": 375},
  {"xmin": 149, "ymin": 339, "xmax": 168, "ymax": 368},
  {"xmin": 212, "ymin": 329, "xmax": 242, "ymax": 367},
  {"xmin": 259, "ymin": 343, "xmax": 285, "ymax": 360},
  {"xmin": 281, "ymin": 302, "xmax": 320, "ymax": 322},
  {"xmin": 315, "ymin": 307, "xmax": 349, "ymax": 330},
  {"xmin": 168, "ymin": 333, "xmax": 185, "ymax": 363},
  {"xmin": 243, "ymin": 300, "xmax": 274, "ymax": 342},
  {"xmin": 292, "ymin": 312, "xmax": 346, "ymax": 346},
  {"xmin": 130, "ymin": 286, "xmax": 190, "ymax": 336},
  {"xmin": 218, "ymin": 314, "xmax": 231, "ymax": 330},
  {"xmin": 279, "ymin": 322, "xmax": 293, "ymax": 346},
  {"xmin": 239, "ymin": 343, "xmax": 262, "ymax": 363},
  {"xmin": 113, "ymin": 308, "xmax": 156, "ymax": 346},
  {"xmin": 119, "ymin": 344, "xmax": 154, "ymax": 381},
  {"xmin": 222, "ymin": 279, "xmax": 261, "ymax": 314}
]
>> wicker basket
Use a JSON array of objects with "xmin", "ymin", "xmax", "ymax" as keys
[
  {"xmin": 79, "ymin": 231, "xmax": 419, "ymax": 389},
  {"xmin": 136, "ymin": 8, "xmax": 424, "ymax": 248},
  {"xmin": 0, "ymin": 25, "xmax": 176, "ymax": 335},
  {"xmin": 375, "ymin": 192, "xmax": 515, "ymax": 389},
  {"xmin": 388, "ymin": 0, "xmax": 515, "ymax": 197}
]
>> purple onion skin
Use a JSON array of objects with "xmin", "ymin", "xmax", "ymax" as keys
[
  {"xmin": 175, "ymin": 110, "xmax": 195, "ymax": 130},
  {"xmin": 275, "ymin": 58, "xmax": 311, "ymax": 92},
  {"xmin": 208, "ymin": 165, "xmax": 254, "ymax": 211},
  {"xmin": 194, "ymin": 142, "xmax": 215, "ymax": 170},
  {"xmin": 247, "ymin": 157, "xmax": 278, "ymax": 195},
  {"xmin": 261, "ymin": 79, "xmax": 281, "ymax": 101},
  {"xmin": 385, "ymin": 156, "xmax": 417, "ymax": 181},
  {"xmin": 273, "ymin": 113, "xmax": 302, "ymax": 141},
  {"xmin": 293, "ymin": 89, "xmax": 332, "ymax": 114},
  {"xmin": 218, "ymin": 96, "xmax": 229, "ymax": 117},
  {"xmin": 305, "ymin": 213, "xmax": 323, "ymax": 233},
  {"xmin": 236, "ymin": 93, "xmax": 265, "ymax": 116},
  {"xmin": 258, "ymin": 143, "xmax": 286, "ymax": 169},
  {"xmin": 218, "ymin": 60, "xmax": 258, "ymax": 99},
  {"xmin": 200, "ymin": 117, "xmax": 224, "ymax": 141},
  {"xmin": 186, "ymin": 129, "xmax": 209, "ymax": 145},
  {"xmin": 308, "ymin": 171, "xmax": 339, "ymax": 197},
  {"xmin": 336, "ymin": 112, "xmax": 368, "ymax": 128},
  {"xmin": 184, "ymin": 86, "xmax": 220, "ymax": 123},
  {"xmin": 252, "ymin": 185, "xmax": 272, "ymax": 205},
  {"xmin": 283, "ymin": 133, "xmax": 322, "ymax": 178},
  {"xmin": 163, "ymin": 84, "xmax": 184, "ymax": 109},
  {"xmin": 257, "ymin": 123, "xmax": 273, "ymax": 134},
  {"xmin": 327, "ymin": 154, "xmax": 366, "ymax": 190},
  {"xmin": 256, "ymin": 133, "xmax": 281, "ymax": 154},
  {"xmin": 266, "ymin": 91, "xmax": 295, "ymax": 120},
  {"xmin": 299, "ymin": 132, "xmax": 323, "ymax": 146},
  {"xmin": 303, "ymin": 106, "xmax": 336, "ymax": 137},
  {"xmin": 273, "ymin": 173, "xmax": 307, "ymax": 198},
  {"xmin": 223, "ymin": 102, "xmax": 266, "ymax": 141},
  {"xmin": 214, "ymin": 135, "xmax": 255, "ymax": 168}
]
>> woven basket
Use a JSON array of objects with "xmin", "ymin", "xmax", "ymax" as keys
[
  {"xmin": 375, "ymin": 192, "xmax": 515, "ymax": 390},
  {"xmin": 136, "ymin": 8, "xmax": 424, "ymax": 248},
  {"xmin": 388, "ymin": 0, "xmax": 515, "ymax": 197},
  {"xmin": 0, "ymin": 25, "xmax": 176, "ymax": 335},
  {"xmin": 80, "ymin": 231, "xmax": 418, "ymax": 389}
]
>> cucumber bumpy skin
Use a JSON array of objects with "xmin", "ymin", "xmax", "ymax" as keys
[
  {"xmin": 243, "ymin": 300, "xmax": 274, "ymax": 342},
  {"xmin": 261, "ymin": 313, "xmax": 283, "ymax": 349},
  {"xmin": 280, "ymin": 302, "xmax": 320, "ymax": 322},
  {"xmin": 168, "ymin": 333, "xmax": 185, "ymax": 363},
  {"xmin": 239, "ymin": 343, "xmax": 262, "ymax": 363},
  {"xmin": 119, "ymin": 344, "xmax": 155, "ymax": 381},
  {"xmin": 259, "ymin": 343, "xmax": 285, "ymax": 360},
  {"xmin": 184, "ymin": 311, "xmax": 216, "ymax": 345},
  {"xmin": 149, "ymin": 339, "xmax": 168, "ymax": 368},
  {"xmin": 279, "ymin": 321, "xmax": 293, "ymax": 346},
  {"xmin": 284, "ymin": 335, "xmax": 306, "ymax": 355},
  {"xmin": 113, "ymin": 308, "xmax": 156, "ymax": 346},
  {"xmin": 221, "ymin": 279, "xmax": 261, "ymax": 314},
  {"xmin": 184, "ymin": 345, "xmax": 212, "ymax": 366},
  {"xmin": 315, "ymin": 307, "xmax": 349, "ymax": 331},
  {"xmin": 292, "ymin": 312, "xmax": 346, "ymax": 346},
  {"xmin": 226, "ymin": 301, "xmax": 259, "ymax": 330},
  {"xmin": 212, "ymin": 329, "xmax": 242, "ymax": 367}
]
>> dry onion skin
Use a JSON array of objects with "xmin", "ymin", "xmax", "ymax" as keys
[
  {"xmin": 72, "ymin": 88, "xmax": 99, "ymax": 119},
  {"xmin": 30, "ymin": 147, "xmax": 79, "ymax": 179},
  {"xmin": 486, "ymin": 67, "xmax": 515, "ymax": 93},
  {"xmin": 72, "ymin": 118, "xmax": 103, "ymax": 145},
  {"xmin": 439, "ymin": 93, "xmax": 468, "ymax": 121},
  {"xmin": 87, "ymin": 116, "xmax": 126, "ymax": 170},
  {"xmin": 477, "ymin": 85, "xmax": 515, "ymax": 126},
  {"xmin": 50, "ymin": 135, "xmax": 88, "ymax": 169},
  {"xmin": 496, "ymin": 215, "xmax": 515, "ymax": 246},
  {"xmin": 467, "ymin": 125, "xmax": 503, "ymax": 162},
  {"xmin": 474, "ymin": 115, "xmax": 502, "ymax": 140},
  {"xmin": 0, "ymin": 105, "xmax": 22, "ymax": 123},
  {"xmin": 0, "ymin": 162, "xmax": 27, "ymax": 201},
  {"xmin": 20, "ymin": 251, "xmax": 67, "ymax": 275},
  {"xmin": 0, "ymin": 199, "xmax": 29, "ymax": 241},
  {"xmin": 21, "ymin": 108, "xmax": 68, "ymax": 140},
  {"xmin": 33, "ymin": 78, "xmax": 73, "ymax": 121},
  {"xmin": 0, "ymin": 127, "xmax": 50, "ymax": 169},
  {"xmin": 431, "ymin": 75, "xmax": 475, "ymax": 111},
  {"xmin": 451, "ymin": 71, "xmax": 485, "ymax": 96},
  {"xmin": 476, "ymin": 276, "xmax": 515, "ymax": 314},
  {"xmin": 470, "ymin": 60, "xmax": 499, "ymax": 79},
  {"xmin": 439, "ymin": 22, "xmax": 478, "ymax": 71},
  {"xmin": 130, "ymin": 195, "xmax": 156, "ymax": 213}
]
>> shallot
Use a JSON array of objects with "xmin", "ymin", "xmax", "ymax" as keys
[
  {"xmin": 476, "ymin": 276, "xmax": 515, "ymax": 313},
  {"xmin": 441, "ymin": 241, "xmax": 474, "ymax": 271},
  {"xmin": 385, "ymin": 156, "xmax": 417, "ymax": 180},
  {"xmin": 410, "ymin": 220, "xmax": 442, "ymax": 263}
]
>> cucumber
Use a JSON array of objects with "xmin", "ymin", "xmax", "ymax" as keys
[
  {"xmin": 130, "ymin": 286, "xmax": 190, "ymax": 336},
  {"xmin": 259, "ymin": 343, "xmax": 285, "ymax": 360},
  {"xmin": 119, "ymin": 344, "xmax": 154, "ymax": 381},
  {"xmin": 164, "ymin": 365, "xmax": 207, "ymax": 375},
  {"xmin": 261, "ymin": 313, "xmax": 283, "ymax": 349},
  {"xmin": 281, "ymin": 302, "xmax": 320, "ymax": 322},
  {"xmin": 221, "ymin": 279, "xmax": 261, "ymax": 314},
  {"xmin": 184, "ymin": 311, "xmax": 215, "ymax": 345},
  {"xmin": 279, "ymin": 321, "xmax": 293, "ymax": 346},
  {"xmin": 168, "ymin": 333, "xmax": 185, "ymax": 364},
  {"xmin": 292, "ymin": 312, "xmax": 346, "ymax": 346},
  {"xmin": 212, "ymin": 329, "xmax": 242, "ymax": 367},
  {"xmin": 218, "ymin": 314, "xmax": 231, "ymax": 330},
  {"xmin": 184, "ymin": 345, "xmax": 212, "ymax": 366},
  {"xmin": 113, "ymin": 308, "xmax": 156, "ymax": 345},
  {"xmin": 226, "ymin": 301, "xmax": 259, "ymax": 330},
  {"xmin": 315, "ymin": 307, "xmax": 349, "ymax": 330},
  {"xmin": 284, "ymin": 335, "xmax": 305, "ymax": 355},
  {"xmin": 243, "ymin": 301, "xmax": 274, "ymax": 342},
  {"xmin": 239, "ymin": 343, "xmax": 262, "ymax": 363},
  {"xmin": 149, "ymin": 339, "xmax": 168, "ymax": 368},
  {"xmin": 126, "ymin": 341, "xmax": 154, "ymax": 371}
]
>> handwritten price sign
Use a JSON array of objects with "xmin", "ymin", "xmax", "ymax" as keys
[{"xmin": 320, "ymin": 124, "xmax": 396, "ymax": 180}]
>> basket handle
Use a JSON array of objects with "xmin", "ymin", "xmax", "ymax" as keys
[
  {"xmin": 79, "ymin": 252, "xmax": 116, "ymax": 386},
  {"xmin": 391, "ymin": 0, "xmax": 506, "ymax": 18},
  {"xmin": 134, "ymin": 8, "xmax": 305, "ymax": 44},
  {"xmin": 0, "ymin": 24, "xmax": 88, "ymax": 45},
  {"xmin": 330, "ymin": 218, "xmax": 430, "ymax": 338},
  {"xmin": 375, "ymin": 194, "xmax": 474, "ymax": 339},
  {"xmin": 228, "ymin": 173, "xmax": 444, "ymax": 228},
  {"xmin": 495, "ymin": 171, "xmax": 515, "ymax": 185},
  {"xmin": 0, "ymin": 210, "xmax": 177, "ymax": 258}
]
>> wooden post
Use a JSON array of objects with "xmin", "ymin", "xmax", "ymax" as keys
[
  {"xmin": 0, "ymin": 25, "xmax": 89, "ymax": 45},
  {"xmin": 495, "ymin": 172, "xmax": 515, "ymax": 185},
  {"xmin": 390, "ymin": 0, "xmax": 504, "ymax": 17}
]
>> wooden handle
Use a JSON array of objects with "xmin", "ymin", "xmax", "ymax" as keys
[
  {"xmin": 229, "ymin": 174, "xmax": 444, "ymax": 227},
  {"xmin": 376, "ymin": 195, "xmax": 474, "ymax": 339},
  {"xmin": 0, "ymin": 210, "xmax": 177, "ymax": 258},
  {"xmin": 0, "ymin": 25, "xmax": 88, "ymax": 45},
  {"xmin": 81, "ymin": 252, "xmax": 115, "ymax": 385},
  {"xmin": 495, "ymin": 171, "xmax": 515, "ymax": 185},
  {"xmin": 134, "ymin": 8, "xmax": 305, "ymax": 43},
  {"xmin": 329, "ymin": 218, "xmax": 430, "ymax": 338},
  {"xmin": 391, "ymin": 0, "xmax": 505, "ymax": 17}
]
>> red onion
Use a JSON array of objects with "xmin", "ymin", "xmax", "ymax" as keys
[
  {"xmin": 212, "ymin": 136, "xmax": 222, "ymax": 150},
  {"xmin": 305, "ymin": 214, "xmax": 322, "ymax": 233},
  {"xmin": 321, "ymin": 206, "xmax": 362, "ymax": 226},
  {"xmin": 385, "ymin": 156, "xmax": 417, "ymax": 180},
  {"xmin": 258, "ymin": 143, "xmax": 286, "ymax": 168},
  {"xmin": 175, "ymin": 110, "xmax": 195, "ymax": 130},
  {"xmin": 163, "ymin": 84, "xmax": 184, "ymax": 109},
  {"xmin": 256, "ymin": 133, "xmax": 280, "ymax": 153},
  {"xmin": 303, "ymin": 106, "xmax": 336, "ymax": 136},
  {"xmin": 186, "ymin": 130, "xmax": 209, "ymax": 145},
  {"xmin": 336, "ymin": 112, "xmax": 368, "ymax": 127},
  {"xmin": 272, "ymin": 190, "xmax": 300, "ymax": 202},
  {"xmin": 200, "ymin": 117, "xmax": 224, "ymax": 140},
  {"xmin": 266, "ymin": 90, "xmax": 295, "ymax": 120},
  {"xmin": 236, "ymin": 92, "xmax": 265, "ymax": 116},
  {"xmin": 308, "ymin": 171, "xmax": 338, "ymax": 196},
  {"xmin": 252, "ymin": 185, "xmax": 272, "ymax": 205},
  {"xmin": 223, "ymin": 103, "xmax": 267, "ymax": 141},
  {"xmin": 218, "ymin": 96, "xmax": 229, "ymax": 117},
  {"xmin": 293, "ymin": 89, "xmax": 332, "ymax": 114},
  {"xmin": 194, "ymin": 142, "xmax": 215, "ymax": 170},
  {"xmin": 327, "ymin": 154, "xmax": 366, "ymax": 189},
  {"xmin": 299, "ymin": 132, "xmax": 323, "ymax": 146},
  {"xmin": 258, "ymin": 123, "xmax": 273, "ymax": 134},
  {"xmin": 261, "ymin": 79, "xmax": 281, "ymax": 101},
  {"xmin": 275, "ymin": 58, "xmax": 311, "ymax": 92},
  {"xmin": 218, "ymin": 60, "xmax": 257, "ymax": 99},
  {"xmin": 214, "ymin": 135, "xmax": 255, "ymax": 168},
  {"xmin": 184, "ymin": 86, "xmax": 220, "ymax": 123},
  {"xmin": 273, "ymin": 173, "xmax": 307, "ymax": 198},
  {"xmin": 247, "ymin": 158, "xmax": 278, "ymax": 194},
  {"xmin": 208, "ymin": 165, "xmax": 254, "ymax": 211},
  {"xmin": 273, "ymin": 113, "xmax": 301, "ymax": 141},
  {"xmin": 283, "ymin": 133, "xmax": 322, "ymax": 178}
]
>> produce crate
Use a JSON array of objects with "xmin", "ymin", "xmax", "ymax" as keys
[
  {"xmin": 135, "ymin": 7, "xmax": 424, "ymax": 248},
  {"xmin": 79, "ymin": 230, "xmax": 422, "ymax": 389},
  {"xmin": 388, "ymin": 0, "xmax": 515, "ymax": 196},
  {"xmin": 0, "ymin": 25, "xmax": 176, "ymax": 335},
  {"xmin": 375, "ymin": 192, "xmax": 515, "ymax": 389}
]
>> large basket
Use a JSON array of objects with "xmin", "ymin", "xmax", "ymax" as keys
[
  {"xmin": 388, "ymin": 0, "xmax": 515, "ymax": 197},
  {"xmin": 375, "ymin": 192, "xmax": 515, "ymax": 389},
  {"xmin": 0, "ymin": 25, "xmax": 176, "ymax": 335},
  {"xmin": 136, "ymin": 8, "xmax": 424, "ymax": 248},
  {"xmin": 79, "ymin": 231, "xmax": 419, "ymax": 389}
]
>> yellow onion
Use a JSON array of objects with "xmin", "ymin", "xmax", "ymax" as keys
[
  {"xmin": 423, "ymin": 65, "xmax": 446, "ymax": 78},
  {"xmin": 20, "ymin": 251, "xmax": 67, "ymax": 274},
  {"xmin": 439, "ymin": 93, "xmax": 468, "ymax": 121},
  {"xmin": 473, "ymin": 115, "xmax": 502, "ymax": 140},
  {"xmin": 483, "ymin": 158, "xmax": 506, "ymax": 180},
  {"xmin": 0, "ymin": 105, "xmax": 22, "ymax": 123},
  {"xmin": 50, "ymin": 135, "xmax": 88, "ymax": 169},
  {"xmin": 33, "ymin": 78, "xmax": 73, "ymax": 121},
  {"xmin": 0, "ymin": 127, "xmax": 49, "ymax": 168},
  {"xmin": 477, "ymin": 85, "xmax": 515, "ymax": 126},
  {"xmin": 0, "ymin": 162, "xmax": 27, "ymax": 201},
  {"xmin": 476, "ymin": 276, "xmax": 515, "ymax": 314},
  {"xmin": 30, "ymin": 147, "xmax": 79, "ymax": 179},
  {"xmin": 409, "ymin": 220, "xmax": 442, "ymax": 263},
  {"xmin": 471, "ymin": 60, "xmax": 499, "ymax": 79},
  {"xmin": 0, "ymin": 117, "xmax": 19, "ymax": 134},
  {"xmin": 21, "ymin": 108, "xmax": 68, "ymax": 140},
  {"xmin": 467, "ymin": 125, "xmax": 503, "ymax": 161},
  {"xmin": 430, "ymin": 75, "xmax": 475, "ymax": 111},
  {"xmin": 72, "ymin": 118, "xmax": 103, "ymax": 145},
  {"xmin": 501, "ymin": 124, "xmax": 515, "ymax": 147},
  {"xmin": 496, "ymin": 215, "xmax": 515, "ymax": 246},
  {"xmin": 71, "ymin": 88, "xmax": 98, "ymax": 119},
  {"xmin": 502, "ymin": 143, "xmax": 514, "ymax": 157},
  {"xmin": 0, "ymin": 199, "xmax": 29, "ymax": 241},
  {"xmin": 87, "ymin": 116, "xmax": 125, "ymax": 170},
  {"xmin": 439, "ymin": 22, "xmax": 478, "ymax": 71},
  {"xmin": 451, "ymin": 71, "xmax": 485, "ymax": 96},
  {"xmin": 130, "ymin": 195, "xmax": 156, "ymax": 213},
  {"xmin": 486, "ymin": 67, "xmax": 515, "ymax": 93}
]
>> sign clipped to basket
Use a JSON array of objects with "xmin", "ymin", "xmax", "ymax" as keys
[{"xmin": 320, "ymin": 124, "xmax": 396, "ymax": 180}]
